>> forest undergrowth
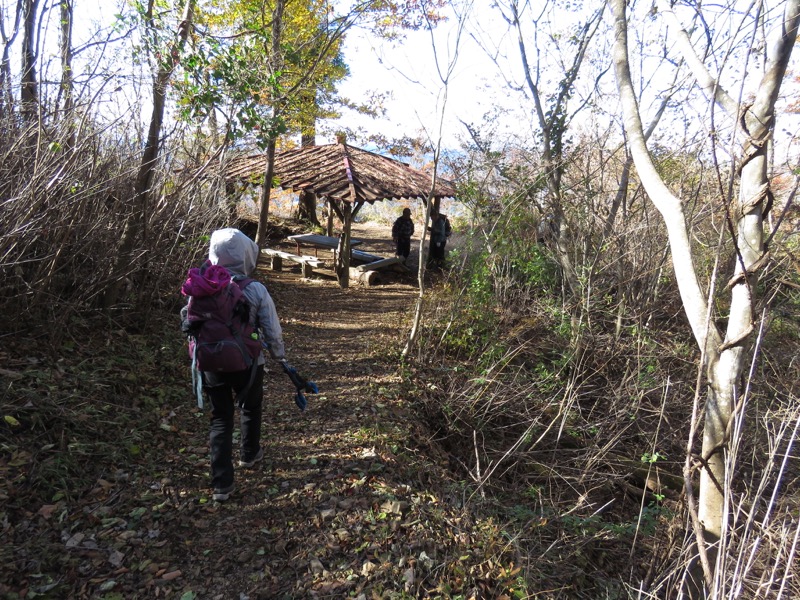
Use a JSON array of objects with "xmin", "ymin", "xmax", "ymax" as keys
[
  {"xmin": 406, "ymin": 226, "xmax": 800, "ymax": 598},
  {"xmin": 2, "ymin": 213, "xmax": 800, "ymax": 598}
]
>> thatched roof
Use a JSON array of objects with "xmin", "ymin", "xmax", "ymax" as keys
[{"xmin": 215, "ymin": 143, "xmax": 457, "ymax": 204}]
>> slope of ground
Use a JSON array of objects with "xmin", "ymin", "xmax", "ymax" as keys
[{"xmin": 0, "ymin": 223, "xmax": 522, "ymax": 599}]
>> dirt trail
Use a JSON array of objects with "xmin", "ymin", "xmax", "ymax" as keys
[
  {"xmin": 147, "ymin": 223, "xmax": 468, "ymax": 599},
  {"xmin": 3, "ymin": 221, "xmax": 512, "ymax": 600}
]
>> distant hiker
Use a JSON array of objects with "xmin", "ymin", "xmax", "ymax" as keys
[
  {"xmin": 391, "ymin": 207, "xmax": 415, "ymax": 263},
  {"xmin": 180, "ymin": 228, "xmax": 287, "ymax": 502},
  {"xmin": 428, "ymin": 210, "xmax": 452, "ymax": 266}
]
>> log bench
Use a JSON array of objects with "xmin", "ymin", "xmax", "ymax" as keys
[
  {"xmin": 354, "ymin": 256, "xmax": 404, "ymax": 272},
  {"xmin": 262, "ymin": 248, "xmax": 405, "ymax": 286}
]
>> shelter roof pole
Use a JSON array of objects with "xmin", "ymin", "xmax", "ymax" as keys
[
  {"xmin": 325, "ymin": 198, "xmax": 335, "ymax": 236},
  {"xmin": 351, "ymin": 200, "xmax": 365, "ymax": 220},
  {"xmin": 336, "ymin": 202, "xmax": 352, "ymax": 287},
  {"xmin": 335, "ymin": 142, "xmax": 359, "ymax": 288},
  {"xmin": 328, "ymin": 198, "xmax": 345, "ymax": 221}
]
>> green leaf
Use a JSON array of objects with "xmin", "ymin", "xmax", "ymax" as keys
[{"xmin": 129, "ymin": 507, "xmax": 147, "ymax": 519}]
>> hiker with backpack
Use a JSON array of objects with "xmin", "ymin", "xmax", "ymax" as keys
[
  {"xmin": 428, "ymin": 210, "xmax": 452, "ymax": 266},
  {"xmin": 180, "ymin": 228, "xmax": 287, "ymax": 502}
]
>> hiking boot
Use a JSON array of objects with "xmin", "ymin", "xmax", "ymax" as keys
[
  {"xmin": 238, "ymin": 448, "xmax": 264, "ymax": 468},
  {"xmin": 213, "ymin": 484, "xmax": 235, "ymax": 502}
]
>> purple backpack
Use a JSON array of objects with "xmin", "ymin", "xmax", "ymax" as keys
[{"xmin": 180, "ymin": 262, "xmax": 262, "ymax": 373}]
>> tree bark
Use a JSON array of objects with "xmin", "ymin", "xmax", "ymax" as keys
[
  {"xmin": 20, "ymin": 0, "xmax": 39, "ymax": 120},
  {"xmin": 510, "ymin": 0, "xmax": 602, "ymax": 300},
  {"xmin": 297, "ymin": 127, "xmax": 319, "ymax": 225},
  {"xmin": 102, "ymin": 0, "xmax": 196, "ymax": 309},
  {"xmin": 0, "ymin": 0, "xmax": 23, "ymax": 118},
  {"xmin": 609, "ymin": 0, "xmax": 800, "ymax": 592},
  {"xmin": 255, "ymin": 0, "xmax": 286, "ymax": 246},
  {"xmin": 256, "ymin": 138, "xmax": 276, "ymax": 246},
  {"xmin": 697, "ymin": 0, "xmax": 800, "ymax": 544},
  {"xmin": 336, "ymin": 202, "xmax": 352, "ymax": 287},
  {"xmin": 59, "ymin": 0, "xmax": 74, "ymax": 147}
]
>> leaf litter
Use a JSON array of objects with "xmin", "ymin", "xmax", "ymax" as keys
[{"xmin": 0, "ymin": 224, "xmax": 524, "ymax": 599}]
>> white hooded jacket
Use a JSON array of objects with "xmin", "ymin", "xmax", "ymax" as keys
[{"xmin": 209, "ymin": 228, "xmax": 286, "ymax": 363}]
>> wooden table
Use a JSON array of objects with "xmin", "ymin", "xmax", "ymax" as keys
[{"xmin": 288, "ymin": 234, "xmax": 363, "ymax": 257}]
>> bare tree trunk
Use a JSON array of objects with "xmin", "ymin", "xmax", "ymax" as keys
[
  {"xmin": 256, "ymin": 137, "xmax": 276, "ymax": 246},
  {"xmin": 403, "ymin": 196, "xmax": 433, "ymax": 358},
  {"xmin": 58, "ymin": 0, "xmax": 74, "ymax": 148},
  {"xmin": 336, "ymin": 202, "xmax": 352, "ymax": 287},
  {"xmin": 0, "ymin": 0, "xmax": 23, "ymax": 118},
  {"xmin": 326, "ymin": 199, "xmax": 334, "ymax": 236},
  {"xmin": 102, "ymin": 0, "xmax": 196, "ymax": 309},
  {"xmin": 402, "ymin": 5, "xmax": 465, "ymax": 357},
  {"xmin": 255, "ymin": 0, "xmax": 285, "ymax": 246},
  {"xmin": 297, "ymin": 127, "xmax": 319, "ymax": 225},
  {"xmin": 509, "ymin": 0, "xmax": 602, "ymax": 300},
  {"xmin": 20, "ymin": 0, "xmax": 39, "ymax": 120},
  {"xmin": 609, "ymin": 0, "xmax": 800, "ymax": 593},
  {"xmin": 700, "ymin": 7, "xmax": 799, "ymax": 568}
]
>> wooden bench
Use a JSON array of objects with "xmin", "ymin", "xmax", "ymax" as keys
[{"xmin": 261, "ymin": 248, "xmax": 325, "ymax": 277}]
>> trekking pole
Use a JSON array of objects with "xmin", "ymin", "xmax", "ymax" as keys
[{"xmin": 263, "ymin": 342, "xmax": 318, "ymax": 411}]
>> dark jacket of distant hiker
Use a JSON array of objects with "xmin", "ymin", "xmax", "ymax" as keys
[
  {"xmin": 392, "ymin": 208, "xmax": 415, "ymax": 259},
  {"xmin": 428, "ymin": 212, "xmax": 451, "ymax": 262}
]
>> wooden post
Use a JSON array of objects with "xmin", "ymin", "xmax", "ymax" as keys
[
  {"xmin": 336, "ymin": 202, "xmax": 352, "ymax": 288},
  {"xmin": 326, "ymin": 199, "xmax": 334, "ymax": 237}
]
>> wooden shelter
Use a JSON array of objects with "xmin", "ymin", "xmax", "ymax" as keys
[{"xmin": 215, "ymin": 142, "xmax": 457, "ymax": 286}]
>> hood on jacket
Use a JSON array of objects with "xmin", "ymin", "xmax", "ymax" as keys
[{"xmin": 209, "ymin": 228, "xmax": 259, "ymax": 277}]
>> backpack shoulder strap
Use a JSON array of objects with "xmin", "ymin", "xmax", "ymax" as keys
[{"xmin": 232, "ymin": 277, "xmax": 259, "ymax": 326}]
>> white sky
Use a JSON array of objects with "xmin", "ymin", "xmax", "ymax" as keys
[
  {"xmin": 327, "ymin": 0, "xmax": 800, "ymax": 163},
  {"xmin": 326, "ymin": 2, "xmax": 532, "ymax": 150},
  {"xmin": 40, "ymin": 0, "xmax": 800, "ymax": 164}
]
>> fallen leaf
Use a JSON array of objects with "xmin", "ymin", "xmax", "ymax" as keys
[
  {"xmin": 108, "ymin": 549, "xmax": 125, "ymax": 567},
  {"xmin": 161, "ymin": 570, "xmax": 182, "ymax": 581},
  {"xmin": 403, "ymin": 567, "xmax": 415, "ymax": 591},
  {"xmin": 65, "ymin": 532, "xmax": 85, "ymax": 548},
  {"xmin": 309, "ymin": 558, "xmax": 325, "ymax": 574}
]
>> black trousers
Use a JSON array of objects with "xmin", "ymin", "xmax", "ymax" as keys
[
  {"xmin": 204, "ymin": 365, "xmax": 265, "ymax": 490},
  {"xmin": 430, "ymin": 239, "xmax": 446, "ymax": 261},
  {"xmin": 396, "ymin": 236, "xmax": 411, "ymax": 258}
]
